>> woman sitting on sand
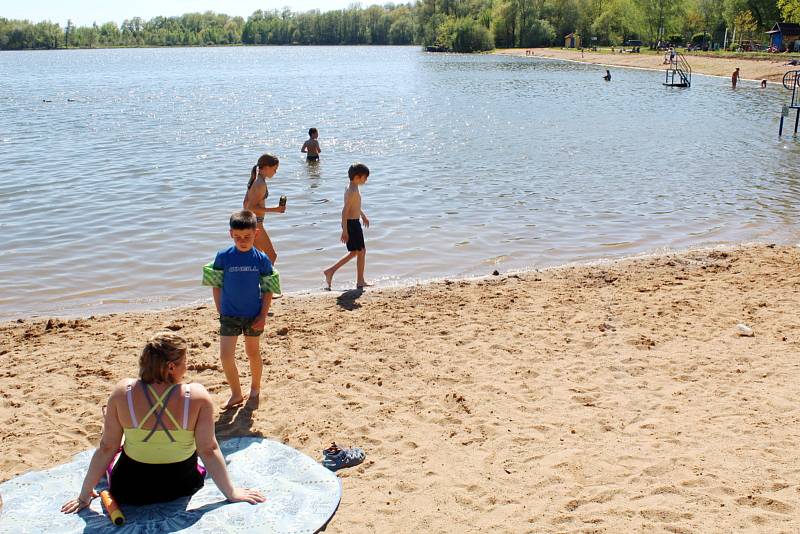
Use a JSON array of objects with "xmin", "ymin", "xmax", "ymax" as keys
[{"xmin": 61, "ymin": 332, "xmax": 265, "ymax": 512}]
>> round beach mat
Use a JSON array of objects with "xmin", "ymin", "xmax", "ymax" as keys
[{"xmin": 0, "ymin": 437, "xmax": 341, "ymax": 534}]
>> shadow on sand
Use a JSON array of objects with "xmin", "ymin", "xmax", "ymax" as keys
[
  {"xmin": 335, "ymin": 288, "xmax": 363, "ymax": 311},
  {"xmin": 215, "ymin": 405, "xmax": 263, "ymax": 439}
]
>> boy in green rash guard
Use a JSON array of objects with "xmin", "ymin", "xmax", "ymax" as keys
[{"xmin": 212, "ymin": 210, "xmax": 273, "ymax": 410}]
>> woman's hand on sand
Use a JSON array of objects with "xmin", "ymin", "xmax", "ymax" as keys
[
  {"xmin": 227, "ymin": 487, "xmax": 266, "ymax": 504},
  {"xmin": 61, "ymin": 490, "xmax": 98, "ymax": 513}
]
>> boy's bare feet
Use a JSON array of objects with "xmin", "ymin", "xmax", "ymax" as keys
[
  {"xmin": 245, "ymin": 390, "xmax": 260, "ymax": 410},
  {"xmin": 222, "ymin": 394, "xmax": 246, "ymax": 410},
  {"xmin": 323, "ymin": 269, "xmax": 334, "ymax": 290},
  {"xmin": 356, "ymin": 281, "xmax": 372, "ymax": 289}
]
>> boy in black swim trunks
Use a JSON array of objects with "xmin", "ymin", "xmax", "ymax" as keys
[
  {"xmin": 324, "ymin": 163, "xmax": 370, "ymax": 290},
  {"xmin": 301, "ymin": 128, "xmax": 321, "ymax": 161}
]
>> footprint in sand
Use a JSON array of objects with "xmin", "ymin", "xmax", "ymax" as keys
[
  {"xmin": 734, "ymin": 495, "xmax": 793, "ymax": 514},
  {"xmin": 640, "ymin": 509, "xmax": 693, "ymax": 522}
]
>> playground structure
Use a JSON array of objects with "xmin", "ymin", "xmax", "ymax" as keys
[
  {"xmin": 779, "ymin": 70, "xmax": 800, "ymax": 136},
  {"xmin": 664, "ymin": 52, "xmax": 691, "ymax": 88}
]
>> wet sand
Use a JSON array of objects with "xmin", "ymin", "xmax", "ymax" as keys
[
  {"xmin": 497, "ymin": 47, "xmax": 799, "ymax": 83},
  {"xmin": 1, "ymin": 244, "xmax": 800, "ymax": 532}
]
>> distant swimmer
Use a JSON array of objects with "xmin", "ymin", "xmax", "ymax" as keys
[
  {"xmin": 67, "ymin": 98, "xmax": 76, "ymax": 102},
  {"xmin": 42, "ymin": 99, "xmax": 52, "ymax": 103},
  {"xmin": 603, "ymin": 69, "xmax": 611, "ymax": 81},
  {"xmin": 761, "ymin": 79, "xmax": 767, "ymax": 89},
  {"xmin": 732, "ymin": 67, "xmax": 740, "ymax": 89},
  {"xmin": 301, "ymin": 128, "xmax": 321, "ymax": 162}
]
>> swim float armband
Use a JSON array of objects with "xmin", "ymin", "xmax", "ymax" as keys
[{"xmin": 201, "ymin": 263, "xmax": 281, "ymax": 295}]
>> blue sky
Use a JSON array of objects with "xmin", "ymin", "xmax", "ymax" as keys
[{"xmin": 2, "ymin": 0, "xmax": 362, "ymax": 26}]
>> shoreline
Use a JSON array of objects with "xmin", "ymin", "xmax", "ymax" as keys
[
  {"xmin": 496, "ymin": 47, "xmax": 798, "ymax": 83},
  {"xmin": 0, "ymin": 240, "xmax": 778, "ymax": 325},
  {"xmin": 2, "ymin": 243, "xmax": 800, "ymax": 532}
]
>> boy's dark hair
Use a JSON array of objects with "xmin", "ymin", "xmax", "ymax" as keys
[
  {"xmin": 308, "ymin": 127, "xmax": 318, "ymax": 137},
  {"xmin": 230, "ymin": 210, "xmax": 258, "ymax": 230},
  {"xmin": 348, "ymin": 162, "xmax": 370, "ymax": 180}
]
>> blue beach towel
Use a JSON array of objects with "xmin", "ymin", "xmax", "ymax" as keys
[{"xmin": 0, "ymin": 438, "xmax": 341, "ymax": 534}]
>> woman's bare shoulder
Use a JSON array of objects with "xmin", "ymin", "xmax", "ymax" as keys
[
  {"xmin": 187, "ymin": 382, "xmax": 211, "ymax": 400},
  {"xmin": 106, "ymin": 378, "xmax": 136, "ymax": 405},
  {"xmin": 111, "ymin": 378, "xmax": 136, "ymax": 393}
]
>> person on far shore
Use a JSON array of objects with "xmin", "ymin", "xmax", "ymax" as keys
[
  {"xmin": 243, "ymin": 154, "xmax": 285, "ymax": 265},
  {"xmin": 212, "ymin": 210, "xmax": 274, "ymax": 410},
  {"xmin": 732, "ymin": 67, "xmax": 740, "ymax": 89},
  {"xmin": 324, "ymin": 163, "xmax": 371, "ymax": 291},
  {"xmin": 761, "ymin": 79, "xmax": 768, "ymax": 89},
  {"xmin": 301, "ymin": 128, "xmax": 321, "ymax": 162},
  {"xmin": 603, "ymin": 69, "xmax": 611, "ymax": 81},
  {"xmin": 60, "ymin": 332, "xmax": 265, "ymax": 512}
]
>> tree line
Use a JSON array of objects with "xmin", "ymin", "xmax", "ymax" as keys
[{"xmin": 2, "ymin": 1, "xmax": 800, "ymax": 53}]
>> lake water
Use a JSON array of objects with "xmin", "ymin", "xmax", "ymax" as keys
[{"xmin": 2, "ymin": 46, "xmax": 800, "ymax": 320}]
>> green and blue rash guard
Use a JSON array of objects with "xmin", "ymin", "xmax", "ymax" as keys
[{"xmin": 213, "ymin": 246, "xmax": 273, "ymax": 318}]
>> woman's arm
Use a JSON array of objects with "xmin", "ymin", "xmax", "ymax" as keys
[
  {"xmin": 61, "ymin": 385, "xmax": 125, "ymax": 513},
  {"xmin": 194, "ymin": 388, "xmax": 265, "ymax": 504}
]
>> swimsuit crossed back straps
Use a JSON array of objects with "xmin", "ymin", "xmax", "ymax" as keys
[{"xmin": 123, "ymin": 381, "xmax": 196, "ymax": 465}]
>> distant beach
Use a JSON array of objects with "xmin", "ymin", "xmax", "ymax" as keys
[
  {"xmin": 2, "ymin": 244, "xmax": 799, "ymax": 532},
  {"xmin": 498, "ymin": 47, "xmax": 798, "ymax": 82}
]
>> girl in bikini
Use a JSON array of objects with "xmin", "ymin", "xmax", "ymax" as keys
[{"xmin": 243, "ymin": 154, "xmax": 285, "ymax": 264}]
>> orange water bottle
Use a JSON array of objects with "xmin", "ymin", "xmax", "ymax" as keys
[{"xmin": 100, "ymin": 490, "xmax": 125, "ymax": 526}]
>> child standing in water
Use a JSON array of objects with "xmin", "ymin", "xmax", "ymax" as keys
[
  {"xmin": 324, "ymin": 163, "xmax": 370, "ymax": 290},
  {"xmin": 243, "ymin": 154, "xmax": 285, "ymax": 265},
  {"xmin": 301, "ymin": 128, "xmax": 321, "ymax": 162}
]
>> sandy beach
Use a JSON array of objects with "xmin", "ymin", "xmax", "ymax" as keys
[
  {"xmin": 1, "ymin": 244, "xmax": 799, "ymax": 532},
  {"xmin": 497, "ymin": 47, "xmax": 799, "ymax": 83}
]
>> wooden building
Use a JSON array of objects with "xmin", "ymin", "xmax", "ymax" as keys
[
  {"xmin": 766, "ymin": 22, "xmax": 800, "ymax": 52},
  {"xmin": 564, "ymin": 32, "xmax": 580, "ymax": 49}
]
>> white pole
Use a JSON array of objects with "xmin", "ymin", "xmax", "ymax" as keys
[{"xmin": 723, "ymin": 27, "xmax": 728, "ymax": 49}]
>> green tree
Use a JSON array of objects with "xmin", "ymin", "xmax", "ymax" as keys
[
  {"xmin": 522, "ymin": 18, "xmax": 556, "ymax": 46},
  {"xmin": 734, "ymin": 9, "xmax": 758, "ymax": 47},
  {"xmin": 65, "ymin": 19, "xmax": 73, "ymax": 47},
  {"xmin": 444, "ymin": 16, "xmax": 494, "ymax": 51},
  {"xmin": 779, "ymin": 0, "xmax": 800, "ymax": 22},
  {"xmin": 638, "ymin": 0, "xmax": 684, "ymax": 44}
]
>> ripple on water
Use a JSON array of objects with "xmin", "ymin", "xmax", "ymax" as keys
[{"xmin": 1, "ymin": 47, "xmax": 800, "ymax": 319}]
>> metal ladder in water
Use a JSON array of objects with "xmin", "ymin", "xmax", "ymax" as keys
[
  {"xmin": 779, "ymin": 70, "xmax": 800, "ymax": 136},
  {"xmin": 664, "ymin": 52, "xmax": 691, "ymax": 88}
]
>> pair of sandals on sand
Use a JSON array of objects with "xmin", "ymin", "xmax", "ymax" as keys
[{"xmin": 321, "ymin": 442, "xmax": 365, "ymax": 471}]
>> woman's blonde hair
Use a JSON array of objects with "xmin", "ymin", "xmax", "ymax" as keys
[{"xmin": 139, "ymin": 332, "xmax": 187, "ymax": 384}]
